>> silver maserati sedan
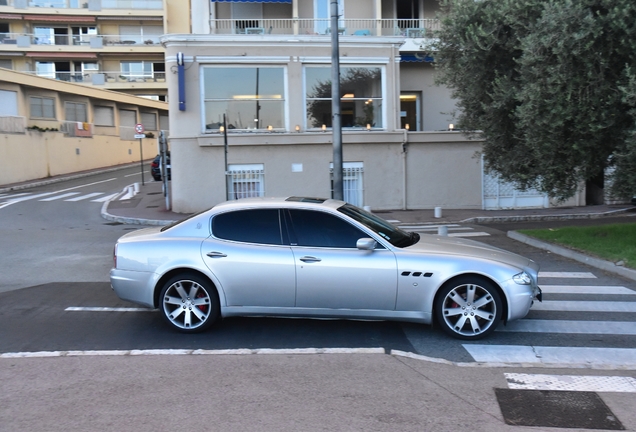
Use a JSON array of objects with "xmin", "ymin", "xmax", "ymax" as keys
[{"xmin": 110, "ymin": 197, "xmax": 542, "ymax": 340}]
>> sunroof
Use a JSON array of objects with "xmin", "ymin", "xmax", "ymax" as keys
[{"xmin": 285, "ymin": 197, "xmax": 327, "ymax": 203}]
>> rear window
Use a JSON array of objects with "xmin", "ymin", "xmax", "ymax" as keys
[{"xmin": 212, "ymin": 209, "xmax": 283, "ymax": 245}]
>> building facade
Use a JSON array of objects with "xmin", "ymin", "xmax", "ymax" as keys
[
  {"xmin": 0, "ymin": 68, "xmax": 168, "ymax": 185},
  {"xmin": 0, "ymin": 0, "xmax": 189, "ymax": 100}
]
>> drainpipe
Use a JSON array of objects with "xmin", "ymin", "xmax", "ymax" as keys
[{"xmin": 402, "ymin": 129, "xmax": 408, "ymax": 210}]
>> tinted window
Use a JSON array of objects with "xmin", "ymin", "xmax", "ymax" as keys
[
  {"xmin": 288, "ymin": 209, "xmax": 366, "ymax": 248},
  {"xmin": 213, "ymin": 209, "xmax": 282, "ymax": 245}
]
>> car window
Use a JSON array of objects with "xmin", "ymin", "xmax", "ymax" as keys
[
  {"xmin": 337, "ymin": 203, "xmax": 415, "ymax": 247},
  {"xmin": 287, "ymin": 209, "xmax": 367, "ymax": 248},
  {"xmin": 212, "ymin": 209, "xmax": 283, "ymax": 245}
]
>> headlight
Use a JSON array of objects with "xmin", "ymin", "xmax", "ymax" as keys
[{"xmin": 513, "ymin": 271, "xmax": 532, "ymax": 285}]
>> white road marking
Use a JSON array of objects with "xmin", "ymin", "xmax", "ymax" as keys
[
  {"xmin": 65, "ymin": 192, "xmax": 104, "ymax": 202},
  {"xmin": 539, "ymin": 271, "xmax": 597, "ymax": 278},
  {"xmin": 505, "ymin": 373, "xmax": 636, "ymax": 392},
  {"xmin": 65, "ymin": 307, "xmax": 154, "ymax": 312},
  {"xmin": 499, "ymin": 320, "xmax": 636, "ymax": 335},
  {"xmin": 541, "ymin": 285, "xmax": 635, "ymax": 295},
  {"xmin": 0, "ymin": 192, "xmax": 32, "ymax": 198},
  {"xmin": 125, "ymin": 171, "xmax": 150, "ymax": 178},
  {"xmin": 464, "ymin": 345, "xmax": 636, "ymax": 368},
  {"xmin": 532, "ymin": 301, "xmax": 636, "ymax": 312},
  {"xmin": 0, "ymin": 178, "xmax": 117, "ymax": 209},
  {"xmin": 386, "ymin": 219, "xmax": 400, "ymax": 223},
  {"xmin": 39, "ymin": 192, "xmax": 80, "ymax": 201},
  {"xmin": 91, "ymin": 193, "xmax": 119, "ymax": 202},
  {"xmin": 448, "ymin": 232, "xmax": 490, "ymax": 237},
  {"xmin": 0, "ymin": 347, "xmax": 386, "ymax": 359}
]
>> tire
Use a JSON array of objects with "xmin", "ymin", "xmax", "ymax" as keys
[
  {"xmin": 159, "ymin": 273, "xmax": 219, "ymax": 333},
  {"xmin": 434, "ymin": 276, "xmax": 502, "ymax": 340}
]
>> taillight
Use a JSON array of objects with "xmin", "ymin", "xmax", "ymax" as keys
[{"xmin": 151, "ymin": 161, "xmax": 159, "ymax": 168}]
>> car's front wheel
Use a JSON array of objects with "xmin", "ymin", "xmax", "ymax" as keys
[
  {"xmin": 434, "ymin": 276, "xmax": 502, "ymax": 340},
  {"xmin": 159, "ymin": 273, "xmax": 219, "ymax": 333}
]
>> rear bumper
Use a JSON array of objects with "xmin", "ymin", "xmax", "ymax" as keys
[{"xmin": 110, "ymin": 268, "xmax": 157, "ymax": 308}]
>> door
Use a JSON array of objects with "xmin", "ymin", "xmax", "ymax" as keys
[
  {"xmin": 400, "ymin": 93, "xmax": 420, "ymax": 131},
  {"xmin": 288, "ymin": 209, "xmax": 398, "ymax": 310},
  {"xmin": 203, "ymin": 209, "xmax": 296, "ymax": 307}
]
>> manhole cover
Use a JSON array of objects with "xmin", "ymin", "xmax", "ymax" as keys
[{"xmin": 495, "ymin": 388, "xmax": 624, "ymax": 430}]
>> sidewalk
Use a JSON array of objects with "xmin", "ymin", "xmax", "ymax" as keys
[{"xmin": 101, "ymin": 178, "xmax": 636, "ymax": 226}]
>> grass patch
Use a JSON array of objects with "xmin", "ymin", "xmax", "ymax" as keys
[{"xmin": 519, "ymin": 222, "xmax": 636, "ymax": 270}]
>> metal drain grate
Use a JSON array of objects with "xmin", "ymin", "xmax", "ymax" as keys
[{"xmin": 495, "ymin": 388, "xmax": 624, "ymax": 430}]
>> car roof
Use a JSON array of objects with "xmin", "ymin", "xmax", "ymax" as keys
[{"xmin": 211, "ymin": 196, "xmax": 346, "ymax": 212}]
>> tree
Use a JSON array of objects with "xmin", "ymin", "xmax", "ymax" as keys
[{"xmin": 435, "ymin": 0, "xmax": 636, "ymax": 202}]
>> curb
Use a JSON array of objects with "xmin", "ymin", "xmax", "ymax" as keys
[
  {"xmin": 100, "ymin": 185, "xmax": 175, "ymax": 226},
  {"xmin": 508, "ymin": 230, "xmax": 636, "ymax": 282},
  {"xmin": 0, "ymin": 163, "xmax": 142, "ymax": 194},
  {"xmin": 461, "ymin": 207, "xmax": 634, "ymax": 224}
]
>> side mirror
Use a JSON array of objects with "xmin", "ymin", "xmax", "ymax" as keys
[{"xmin": 356, "ymin": 238, "xmax": 377, "ymax": 250}]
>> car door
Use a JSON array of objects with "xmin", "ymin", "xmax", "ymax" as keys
[
  {"xmin": 202, "ymin": 208, "xmax": 296, "ymax": 307},
  {"xmin": 287, "ymin": 209, "xmax": 398, "ymax": 311}
]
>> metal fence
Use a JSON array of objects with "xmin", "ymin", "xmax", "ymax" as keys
[
  {"xmin": 226, "ymin": 169, "xmax": 265, "ymax": 200},
  {"xmin": 331, "ymin": 165, "xmax": 364, "ymax": 207}
]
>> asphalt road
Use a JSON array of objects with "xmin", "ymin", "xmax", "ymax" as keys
[{"xmin": 0, "ymin": 169, "xmax": 635, "ymax": 366}]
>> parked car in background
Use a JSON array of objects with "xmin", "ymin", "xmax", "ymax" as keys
[
  {"xmin": 150, "ymin": 153, "xmax": 171, "ymax": 181},
  {"xmin": 110, "ymin": 197, "xmax": 542, "ymax": 340}
]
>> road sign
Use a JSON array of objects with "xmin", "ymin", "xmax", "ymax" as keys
[
  {"xmin": 134, "ymin": 134, "xmax": 146, "ymax": 139},
  {"xmin": 135, "ymin": 123, "xmax": 144, "ymax": 134}
]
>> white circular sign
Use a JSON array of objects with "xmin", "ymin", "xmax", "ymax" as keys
[{"xmin": 135, "ymin": 123, "xmax": 144, "ymax": 133}]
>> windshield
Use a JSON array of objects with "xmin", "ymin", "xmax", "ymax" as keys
[{"xmin": 337, "ymin": 203, "xmax": 419, "ymax": 247}]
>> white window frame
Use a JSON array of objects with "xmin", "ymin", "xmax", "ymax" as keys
[
  {"xmin": 201, "ymin": 65, "xmax": 288, "ymax": 132},
  {"xmin": 303, "ymin": 64, "xmax": 385, "ymax": 130},
  {"xmin": 30, "ymin": 96, "xmax": 56, "ymax": 120}
]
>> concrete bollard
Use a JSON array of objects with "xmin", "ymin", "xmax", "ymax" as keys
[
  {"xmin": 438, "ymin": 225, "xmax": 448, "ymax": 236},
  {"xmin": 133, "ymin": 182, "xmax": 140, "ymax": 194},
  {"xmin": 434, "ymin": 206, "xmax": 442, "ymax": 218}
]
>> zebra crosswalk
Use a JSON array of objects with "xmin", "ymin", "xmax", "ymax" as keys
[
  {"xmin": 0, "ymin": 190, "xmax": 121, "ymax": 205},
  {"xmin": 464, "ymin": 270, "xmax": 636, "ymax": 367}
]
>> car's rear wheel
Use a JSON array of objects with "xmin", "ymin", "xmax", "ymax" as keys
[
  {"xmin": 160, "ymin": 273, "xmax": 219, "ymax": 333},
  {"xmin": 434, "ymin": 276, "xmax": 502, "ymax": 340}
]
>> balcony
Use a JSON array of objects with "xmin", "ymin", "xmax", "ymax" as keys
[
  {"xmin": 0, "ymin": 0, "xmax": 161, "ymax": 10},
  {"xmin": 209, "ymin": 18, "xmax": 439, "ymax": 38},
  {"xmin": 0, "ymin": 33, "xmax": 163, "ymax": 48}
]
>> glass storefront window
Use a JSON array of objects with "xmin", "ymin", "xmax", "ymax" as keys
[
  {"xmin": 305, "ymin": 66, "xmax": 383, "ymax": 129},
  {"xmin": 203, "ymin": 67, "xmax": 285, "ymax": 131}
]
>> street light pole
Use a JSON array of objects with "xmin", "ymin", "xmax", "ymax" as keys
[{"xmin": 331, "ymin": 0, "xmax": 343, "ymax": 201}]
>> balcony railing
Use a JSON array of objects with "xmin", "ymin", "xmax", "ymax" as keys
[
  {"xmin": 209, "ymin": 18, "xmax": 440, "ymax": 37},
  {"xmin": 60, "ymin": 120, "xmax": 93, "ymax": 137},
  {"xmin": 0, "ymin": 116, "xmax": 26, "ymax": 134},
  {"xmin": 0, "ymin": 0, "xmax": 162, "ymax": 9},
  {"xmin": 103, "ymin": 71, "xmax": 166, "ymax": 83},
  {"xmin": 102, "ymin": 34, "xmax": 161, "ymax": 46}
]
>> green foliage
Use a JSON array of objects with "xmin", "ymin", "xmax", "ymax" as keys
[
  {"xmin": 435, "ymin": 0, "xmax": 636, "ymax": 201},
  {"xmin": 26, "ymin": 125, "xmax": 59, "ymax": 132}
]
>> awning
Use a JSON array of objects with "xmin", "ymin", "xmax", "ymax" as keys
[
  {"xmin": 211, "ymin": 0, "xmax": 291, "ymax": 3},
  {"xmin": 97, "ymin": 16, "xmax": 162, "ymax": 21},
  {"xmin": 0, "ymin": 13, "xmax": 23, "ymax": 20},
  {"xmin": 23, "ymin": 15, "xmax": 96, "ymax": 22},
  {"xmin": 400, "ymin": 53, "xmax": 434, "ymax": 63},
  {"xmin": 26, "ymin": 52, "xmax": 98, "ymax": 59}
]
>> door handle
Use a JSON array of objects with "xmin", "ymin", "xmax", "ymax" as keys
[
  {"xmin": 206, "ymin": 251, "xmax": 227, "ymax": 258},
  {"xmin": 300, "ymin": 256, "xmax": 321, "ymax": 263}
]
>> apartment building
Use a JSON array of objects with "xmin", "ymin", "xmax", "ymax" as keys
[
  {"xmin": 0, "ymin": 0, "xmax": 188, "ymax": 100},
  {"xmin": 1, "ymin": 0, "xmax": 580, "ymax": 210}
]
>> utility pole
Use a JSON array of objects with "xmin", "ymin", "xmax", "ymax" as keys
[{"xmin": 331, "ymin": 0, "xmax": 343, "ymax": 201}]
